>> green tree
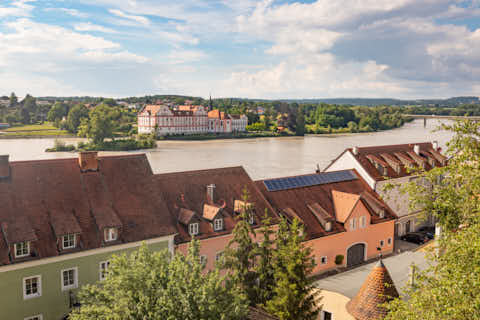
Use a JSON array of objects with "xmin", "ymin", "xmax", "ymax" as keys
[
  {"xmin": 70, "ymin": 240, "xmax": 248, "ymax": 320},
  {"xmin": 254, "ymin": 212, "xmax": 276, "ymax": 306},
  {"xmin": 79, "ymin": 104, "xmax": 115, "ymax": 145},
  {"xmin": 66, "ymin": 104, "xmax": 89, "ymax": 133},
  {"xmin": 385, "ymin": 120, "xmax": 480, "ymax": 319},
  {"xmin": 47, "ymin": 102, "xmax": 68, "ymax": 123},
  {"xmin": 9, "ymin": 92, "xmax": 17, "ymax": 107},
  {"xmin": 296, "ymin": 106, "xmax": 305, "ymax": 136},
  {"xmin": 223, "ymin": 188, "xmax": 258, "ymax": 305},
  {"xmin": 265, "ymin": 217, "xmax": 320, "ymax": 320},
  {"xmin": 102, "ymin": 98, "xmax": 117, "ymax": 107}
]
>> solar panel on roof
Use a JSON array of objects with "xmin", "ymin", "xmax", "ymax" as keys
[{"xmin": 263, "ymin": 170, "xmax": 358, "ymax": 192}]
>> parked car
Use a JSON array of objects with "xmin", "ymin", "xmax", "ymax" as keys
[
  {"xmin": 400, "ymin": 232, "xmax": 429, "ymax": 244},
  {"xmin": 418, "ymin": 226, "xmax": 435, "ymax": 239}
]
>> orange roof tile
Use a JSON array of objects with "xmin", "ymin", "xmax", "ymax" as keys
[
  {"xmin": 346, "ymin": 260, "xmax": 399, "ymax": 320},
  {"xmin": 142, "ymin": 104, "xmax": 163, "ymax": 115},
  {"xmin": 332, "ymin": 190, "xmax": 360, "ymax": 223},
  {"xmin": 203, "ymin": 204, "xmax": 222, "ymax": 221}
]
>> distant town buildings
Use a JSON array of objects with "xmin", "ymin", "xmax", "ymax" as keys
[{"xmin": 138, "ymin": 104, "xmax": 248, "ymax": 136}]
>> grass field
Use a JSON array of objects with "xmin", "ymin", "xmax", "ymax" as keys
[
  {"xmin": 0, "ymin": 122, "xmax": 71, "ymax": 137},
  {"xmin": 2, "ymin": 123, "xmax": 58, "ymax": 132}
]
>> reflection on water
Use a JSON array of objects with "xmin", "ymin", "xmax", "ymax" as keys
[{"xmin": 0, "ymin": 119, "xmax": 454, "ymax": 179}]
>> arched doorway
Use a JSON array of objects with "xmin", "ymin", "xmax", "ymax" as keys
[{"xmin": 347, "ymin": 243, "xmax": 365, "ymax": 267}]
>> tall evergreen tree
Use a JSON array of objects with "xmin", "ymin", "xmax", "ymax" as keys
[
  {"xmin": 296, "ymin": 106, "xmax": 305, "ymax": 136},
  {"xmin": 223, "ymin": 188, "xmax": 258, "ymax": 305},
  {"xmin": 254, "ymin": 211, "xmax": 276, "ymax": 306},
  {"xmin": 266, "ymin": 217, "xmax": 320, "ymax": 320},
  {"xmin": 9, "ymin": 92, "xmax": 17, "ymax": 107}
]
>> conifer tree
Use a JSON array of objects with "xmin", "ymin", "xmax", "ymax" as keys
[
  {"xmin": 255, "ymin": 210, "xmax": 276, "ymax": 306},
  {"xmin": 222, "ymin": 188, "xmax": 258, "ymax": 305},
  {"xmin": 266, "ymin": 217, "xmax": 320, "ymax": 320}
]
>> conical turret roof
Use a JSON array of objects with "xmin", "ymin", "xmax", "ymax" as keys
[{"xmin": 346, "ymin": 260, "xmax": 399, "ymax": 320}]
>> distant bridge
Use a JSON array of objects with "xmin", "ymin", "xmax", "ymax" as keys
[{"xmin": 402, "ymin": 114, "xmax": 480, "ymax": 126}]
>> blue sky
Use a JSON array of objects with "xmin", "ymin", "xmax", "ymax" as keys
[{"xmin": 1, "ymin": 0, "xmax": 480, "ymax": 99}]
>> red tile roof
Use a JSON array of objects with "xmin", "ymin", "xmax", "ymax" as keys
[
  {"xmin": 0, "ymin": 154, "xmax": 176, "ymax": 265},
  {"xmin": 153, "ymin": 166, "xmax": 278, "ymax": 244},
  {"xmin": 346, "ymin": 259, "xmax": 399, "ymax": 320},
  {"xmin": 327, "ymin": 143, "xmax": 447, "ymax": 181},
  {"xmin": 255, "ymin": 170, "xmax": 396, "ymax": 240},
  {"xmin": 141, "ymin": 104, "xmax": 163, "ymax": 115},
  {"xmin": 208, "ymin": 109, "xmax": 226, "ymax": 120}
]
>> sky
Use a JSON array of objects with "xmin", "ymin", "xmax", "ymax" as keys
[{"xmin": 1, "ymin": 0, "xmax": 480, "ymax": 99}]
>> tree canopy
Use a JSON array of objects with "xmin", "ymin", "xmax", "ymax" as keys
[
  {"xmin": 385, "ymin": 120, "xmax": 480, "ymax": 319},
  {"xmin": 70, "ymin": 240, "xmax": 248, "ymax": 320},
  {"xmin": 223, "ymin": 190, "xmax": 320, "ymax": 320}
]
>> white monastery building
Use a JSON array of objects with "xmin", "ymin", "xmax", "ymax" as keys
[{"xmin": 138, "ymin": 105, "xmax": 248, "ymax": 136}]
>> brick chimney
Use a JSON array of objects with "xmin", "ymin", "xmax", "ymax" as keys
[
  {"xmin": 0, "ymin": 155, "xmax": 10, "ymax": 179},
  {"xmin": 413, "ymin": 144, "xmax": 420, "ymax": 155},
  {"xmin": 78, "ymin": 152, "xmax": 98, "ymax": 172},
  {"xmin": 206, "ymin": 184, "xmax": 215, "ymax": 203}
]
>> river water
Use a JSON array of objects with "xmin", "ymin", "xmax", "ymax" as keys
[{"xmin": 0, "ymin": 119, "xmax": 453, "ymax": 180}]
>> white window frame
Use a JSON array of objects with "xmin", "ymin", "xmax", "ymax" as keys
[
  {"xmin": 320, "ymin": 256, "xmax": 327, "ymax": 265},
  {"xmin": 189, "ymin": 222, "xmax": 199, "ymax": 236},
  {"xmin": 349, "ymin": 218, "xmax": 356, "ymax": 231},
  {"xmin": 99, "ymin": 261, "xmax": 110, "ymax": 281},
  {"xmin": 62, "ymin": 234, "xmax": 76, "ymax": 250},
  {"xmin": 213, "ymin": 218, "xmax": 223, "ymax": 231},
  {"xmin": 104, "ymin": 228, "xmax": 118, "ymax": 242},
  {"xmin": 380, "ymin": 240, "xmax": 385, "ymax": 247},
  {"xmin": 387, "ymin": 237, "xmax": 392, "ymax": 246},
  {"xmin": 61, "ymin": 267, "xmax": 78, "ymax": 291},
  {"xmin": 23, "ymin": 275, "xmax": 42, "ymax": 300},
  {"xmin": 200, "ymin": 255, "xmax": 207, "ymax": 265},
  {"xmin": 249, "ymin": 213, "xmax": 255, "ymax": 225},
  {"xmin": 360, "ymin": 216, "xmax": 366, "ymax": 229},
  {"xmin": 24, "ymin": 315, "xmax": 43, "ymax": 320},
  {"xmin": 15, "ymin": 241, "xmax": 30, "ymax": 258}
]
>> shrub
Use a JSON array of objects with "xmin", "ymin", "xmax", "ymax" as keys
[{"xmin": 335, "ymin": 254, "xmax": 344, "ymax": 265}]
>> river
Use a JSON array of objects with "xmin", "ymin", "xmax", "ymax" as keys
[{"xmin": 0, "ymin": 119, "xmax": 454, "ymax": 180}]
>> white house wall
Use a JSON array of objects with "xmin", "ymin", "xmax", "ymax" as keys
[{"xmin": 324, "ymin": 151, "xmax": 377, "ymax": 189}]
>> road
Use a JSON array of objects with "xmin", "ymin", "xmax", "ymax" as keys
[{"xmin": 314, "ymin": 250, "xmax": 430, "ymax": 298}]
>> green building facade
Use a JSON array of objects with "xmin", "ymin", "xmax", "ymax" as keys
[{"xmin": 0, "ymin": 236, "xmax": 173, "ymax": 320}]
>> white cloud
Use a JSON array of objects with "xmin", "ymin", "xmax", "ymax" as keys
[
  {"xmin": 74, "ymin": 22, "xmax": 118, "ymax": 33},
  {"xmin": 0, "ymin": 18, "xmax": 150, "ymax": 96},
  {"xmin": 227, "ymin": 0, "xmax": 480, "ymax": 98},
  {"xmin": 167, "ymin": 49, "xmax": 207, "ymax": 64},
  {"xmin": 0, "ymin": 0, "xmax": 35, "ymax": 18},
  {"xmin": 44, "ymin": 8, "xmax": 89, "ymax": 18},
  {"xmin": 109, "ymin": 8, "xmax": 150, "ymax": 26}
]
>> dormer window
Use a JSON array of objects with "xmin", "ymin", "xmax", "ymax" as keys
[
  {"xmin": 325, "ymin": 221, "xmax": 332, "ymax": 232},
  {"xmin": 189, "ymin": 223, "xmax": 199, "ymax": 236},
  {"xmin": 213, "ymin": 218, "xmax": 223, "ymax": 231},
  {"xmin": 62, "ymin": 234, "xmax": 76, "ymax": 250},
  {"xmin": 249, "ymin": 213, "xmax": 255, "ymax": 225},
  {"xmin": 15, "ymin": 241, "xmax": 30, "ymax": 258},
  {"xmin": 104, "ymin": 228, "xmax": 118, "ymax": 242}
]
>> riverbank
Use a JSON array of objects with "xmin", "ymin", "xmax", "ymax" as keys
[
  {"xmin": 0, "ymin": 119, "xmax": 453, "ymax": 179},
  {"xmin": 46, "ymin": 135, "xmax": 156, "ymax": 152}
]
